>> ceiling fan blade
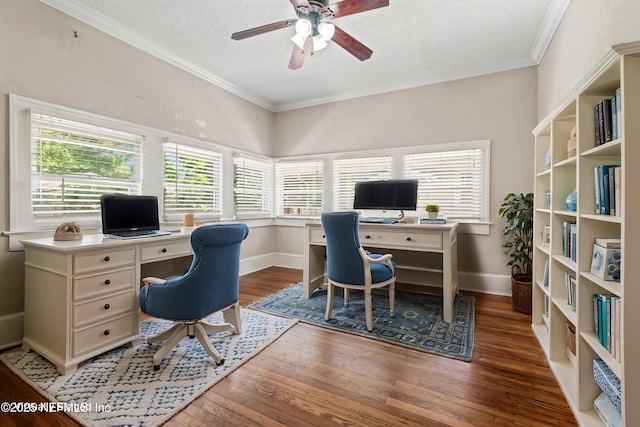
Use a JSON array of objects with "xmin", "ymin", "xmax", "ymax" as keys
[
  {"xmin": 231, "ymin": 19, "xmax": 296, "ymax": 40},
  {"xmin": 288, "ymin": 37, "xmax": 312, "ymax": 70},
  {"xmin": 332, "ymin": 26, "xmax": 373, "ymax": 61},
  {"xmin": 330, "ymin": 0, "xmax": 389, "ymax": 18}
]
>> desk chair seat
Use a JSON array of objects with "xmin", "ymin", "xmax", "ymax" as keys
[
  {"xmin": 139, "ymin": 223, "xmax": 249, "ymax": 370},
  {"xmin": 322, "ymin": 211, "xmax": 397, "ymax": 331}
]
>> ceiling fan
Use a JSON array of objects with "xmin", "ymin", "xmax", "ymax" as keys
[{"xmin": 231, "ymin": 0, "xmax": 389, "ymax": 70}]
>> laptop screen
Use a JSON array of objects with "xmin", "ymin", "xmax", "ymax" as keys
[{"xmin": 100, "ymin": 195, "xmax": 161, "ymax": 234}]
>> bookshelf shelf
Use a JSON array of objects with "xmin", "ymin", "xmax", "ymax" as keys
[{"xmin": 533, "ymin": 45, "xmax": 640, "ymax": 426}]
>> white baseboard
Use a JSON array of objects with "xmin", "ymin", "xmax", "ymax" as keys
[{"xmin": 0, "ymin": 312, "xmax": 24, "ymax": 351}]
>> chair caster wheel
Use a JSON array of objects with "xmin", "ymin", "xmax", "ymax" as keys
[
  {"xmin": 154, "ymin": 365, "xmax": 160, "ymax": 371},
  {"xmin": 216, "ymin": 359, "xmax": 225, "ymax": 366}
]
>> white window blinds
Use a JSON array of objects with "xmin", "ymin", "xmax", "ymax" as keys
[
  {"xmin": 333, "ymin": 156, "xmax": 393, "ymax": 211},
  {"xmin": 31, "ymin": 113, "xmax": 144, "ymax": 219},
  {"xmin": 404, "ymin": 148, "xmax": 485, "ymax": 219},
  {"xmin": 234, "ymin": 156, "xmax": 272, "ymax": 218},
  {"xmin": 163, "ymin": 142, "xmax": 223, "ymax": 219},
  {"xmin": 275, "ymin": 160, "xmax": 324, "ymax": 216}
]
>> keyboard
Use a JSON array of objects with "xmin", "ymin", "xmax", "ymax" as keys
[{"xmin": 359, "ymin": 218, "xmax": 398, "ymax": 224}]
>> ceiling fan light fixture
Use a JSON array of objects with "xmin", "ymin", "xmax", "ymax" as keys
[
  {"xmin": 317, "ymin": 21, "xmax": 335, "ymax": 41},
  {"xmin": 294, "ymin": 19, "xmax": 312, "ymax": 37},
  {"xmin": 291, "ymin": 33, "xmax": 308, "ymax": 49},
  {"xmin": 312, "ymin": 35, "xmax": 328, "ymax": 51}
]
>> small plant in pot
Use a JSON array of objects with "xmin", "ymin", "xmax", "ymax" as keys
[
  {"xmin": 498, "ymin": 192, "xmax": 534, "ymax": 313},
  {"xmin": 425, "ymin": 204, "xmax": 440, "ymax": 218}
]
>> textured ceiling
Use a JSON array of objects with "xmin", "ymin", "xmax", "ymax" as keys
[{"xmin": 40, "ymin": 0, "xmax": 569, "ymax": 112}]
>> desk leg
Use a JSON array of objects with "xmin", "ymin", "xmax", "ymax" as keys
[
  {"xmin": 442, "ymin": 235, "xmax": 458, "ymax": 323},
  {"xmin": 303, "ymin": 245, "xmax": 325, "ymax": 299}
]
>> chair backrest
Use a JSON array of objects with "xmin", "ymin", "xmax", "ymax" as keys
[
  {"xmin": 147, "ymin": 223, "xmax": 249, "ymax": 320},
  {"xmin": 321, "ymin": 211, "xmax": 366, "ymax": 285}
]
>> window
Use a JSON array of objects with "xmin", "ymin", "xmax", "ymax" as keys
[
  {"xmin": 233, "ymin": 156, "xmax": 272, "ymax": 218},
  {"xmin": 30, "ymin": 113, "xmax": 144, "ymax": 223},
  {"xmin": 274, "ymin": 160, "xmax": 323, "ymax": 216},
  {"xmin": 333, "ymin": 156, "xmax": 393, "ymax": 211},
  {"xmin": 163, "ymin": 141, "xmax": 223, "ymax": 220},
  {"xmin": 405, "ymin": 148, "xmax": 486, "ymax": 220}
]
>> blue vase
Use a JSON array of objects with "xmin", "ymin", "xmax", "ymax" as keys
[{"xmin": 566, "ymin": 189, "xmax": 577, "ymax": 211}]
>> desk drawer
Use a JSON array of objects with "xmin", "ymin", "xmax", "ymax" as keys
[
  {"xmin": 73, "ymin": 267, "xmax": 135, "ymax": 301},
  {"xmin": 74, "ymin": 248, "xmax": 135, "ymax": 275},
  {"xmin": 72, "ymin": 313, "xmax": 136, "ymax": 357},
  {"xmin": 308, "ymin": 227, "xmax": 326, "ymax": 244},
  {"xmin": 141, "ymin": 240, "xmax": 192, "ymax": 263},
  {"xmin": 73, "ymin": 290, "xmax": 135, "ymax": 328},
  {"xmin": 360, "ymin": 230, "xmax": 443, "ymax": 251}
]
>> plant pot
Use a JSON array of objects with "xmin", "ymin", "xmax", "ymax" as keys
[
  {"xmin": 428, "ymin": 212, "xmax": 438, "ymax": 218},
  {"xmin": 511, "ymin": 274, "xmax": 532, "ymax": 314}
]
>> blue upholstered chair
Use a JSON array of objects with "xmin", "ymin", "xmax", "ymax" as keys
[
  {"xmin": 321, "ymin": 211, "xmax": 397, "ymax": 331},
  {"xmin": 139, "ymin": 223, "xmax": 249, "ymax": 371}
]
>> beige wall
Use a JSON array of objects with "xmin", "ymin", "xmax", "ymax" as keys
[
  {"xmin": 273, "ymin": 67, "xmax": 538, "ymax": 276},
  {"xmin": 537, "ymin": 0, "xmax": 640, "ymax": 120},
  {"xmin": 0, "ymin": 0, "xmax": 275, "ymax": 324}
]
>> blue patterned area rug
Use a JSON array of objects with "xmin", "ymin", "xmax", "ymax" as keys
[
  {"xmin": 249, "ymin": 283, "xmax": 474, "ymax": 362},
  {"xmin": 0, "ymin": 309, "xmax": 296, "ymax": 427}
]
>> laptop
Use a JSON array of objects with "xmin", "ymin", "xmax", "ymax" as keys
[{"xmin": 100, "ymin": 194, "xmax": 171, "ymax": 239}]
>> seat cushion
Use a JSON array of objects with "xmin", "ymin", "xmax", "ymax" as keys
[{"xmin": 370, "ymin": 260, "xmax": 397, "ymax": 284}]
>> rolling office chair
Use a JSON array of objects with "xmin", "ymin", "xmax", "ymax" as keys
[
  {"xmin": 139, "ymin": 223, "xmax": 249, "ymax": 370},
  {"xmin": 321, "ymin": 211, "xmax": 397, "ymax": 331}
]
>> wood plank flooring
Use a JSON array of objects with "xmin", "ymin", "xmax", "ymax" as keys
[{"xmin": 1, "ymin": 267, "xmax": 576, "ymax": 426}]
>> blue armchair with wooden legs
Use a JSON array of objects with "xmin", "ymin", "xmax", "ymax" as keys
[
  {"xmin": 321, "ymin": 211, "xmax": 397, "ymax": 331},
  {"xmin": 139, "ymin": 223, "xmax": 249, "ymax": 371}
]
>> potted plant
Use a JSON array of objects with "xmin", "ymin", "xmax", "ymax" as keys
[
  {"xmin": 425, "ymin": 204, "xmax": 440, "ymax": 218},
  {"xmin": 498, "ymin": 192, "xmax": 534, "ymax": 313}
]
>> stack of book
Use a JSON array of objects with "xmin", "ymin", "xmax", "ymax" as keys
[
  {"xmin": 593, "ymin": 293, "xmax": 621, "ymax": 361},
  {"xmin": 594, "ymin": 165, "xmax": 622, "ymax": 216},
  {"xmin": 593, "ymin": 89, "xmax": 621, "ymax": 146},
  {"xmin": 564, "ymin": 272, "xmax": 576, "ymax": 311},
  {"xmin": 419, "ymin": 216, "xmax": 447, "ymax": 224},
  {"xmin": 562, "ymin": 221, "xmax": 577, "ymax": 262}
]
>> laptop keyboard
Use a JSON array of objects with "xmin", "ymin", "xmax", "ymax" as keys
[{"xmin": 112, "ymin": 230, "xmax": 157, "ymax": 238}]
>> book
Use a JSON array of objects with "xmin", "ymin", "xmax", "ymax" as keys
[
  {"xmin": 611, "ymin": 94, "xmax": 617, "ymax": 140},
  {"xmin": 614, "ymin": 166, "xmax": 621, "ymax": 216},
  {"xmin": 594, "ymin": 392, "xmax": 622, "ymax": 427},
  {"xmin": 594, "ymin": 102, "xmax": 602, "ymax": 146},
  {"xmin": 595, "ymin": 238, "xmax": 621, "ymax": 249},
  {"xmin": 419, "ymin": 216, "xmax": 447, "ymax": 224},
  {"xmin": 602, "ymin": 98, "xmax": 613, "ymax": 143}
]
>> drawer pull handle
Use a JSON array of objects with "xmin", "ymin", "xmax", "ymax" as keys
[
  {"xmin": 104, "ymin": 304, "xmax": 110, "ymax": 310},
  {"xmin": 103, "ymin": 329, "xmax": 110, "ymax": 336},
  {"xmin": 104, "ymin": 256, "xmax": 111, "ymax": 262},
  {"xmin": 104, "ymin": 279, "xmax": 111, "ymax": 285},
  {"xmin": 406, "ymin": 237, "xmax": 412, "ymax": 241},
  {"xmin": 365, "ymin": 235, "xmax": 371, "ymax": 239},
  {"xmin": 322, "ymin": 234, "xmax": 325, "ymax": 238},
  {"xmin": 161, "ymin": 248, "xmax": 167, "ymax": 253}
]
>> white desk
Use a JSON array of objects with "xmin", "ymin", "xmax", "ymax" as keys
[
  {"xmin": 20, "ymin": 232, "xmax": 193, "ymax": 375},
  {"xmin": 303, "ymin": 222, "xmax": 459, "ymax": 323}
]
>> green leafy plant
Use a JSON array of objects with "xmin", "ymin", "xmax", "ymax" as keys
[
  {"xmin": 498, "ymin": 192, "xmax": 534, "ymax": 276},
  {"xmin": 425, "ymin": 204, "xmax": 440, "ymax": 213}
]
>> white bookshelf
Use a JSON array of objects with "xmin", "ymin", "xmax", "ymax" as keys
[{"xmin": 532, "ymin": 43, "xmax": 640, "ymax": 426}]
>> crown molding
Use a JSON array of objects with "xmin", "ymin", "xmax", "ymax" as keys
[
  {"xmin": 530, "ymin": 0, "xmax": 571, "ymax": 64},
  {"xmin": 38, "ymin": 0, "xmax": 276, "ymax": 111}
]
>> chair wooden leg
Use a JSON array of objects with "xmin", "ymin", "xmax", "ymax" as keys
[
  {"xmin": 364, "ymin": 288, "xmax": 373, "ymax": 331},
  {"xmin": 389, "ymin": 281, "xmax": 396, "ymax": 317},
  {"xmin": 222, "ymin": 302, "xmax": 242, "ymax": 335},
  {"xmin": 193, "ymin": 323, "xmax": 224, "ymax": 366},
  {"xmin": 325, "ymin": 283, "xmax": 335, "ymax": 321},
  {"xmin": 151, "ymin": 323, "xmax": 188, "ymax": 370},
  {"xmin": 147, "ymin": 323, "xmax": 182, "ymax": 344},
  {"xmin": 344, "ymin": 288, "xmax": 349, "ymax": 307}
]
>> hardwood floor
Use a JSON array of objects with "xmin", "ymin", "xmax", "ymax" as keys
[{"xmin": 1, "ymin": 267, "xmax": 577, "ymax": 426}]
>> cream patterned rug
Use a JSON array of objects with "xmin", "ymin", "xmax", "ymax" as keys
[{"xmin": 0, "ymin": 309, "xmax": 297, "ymax": 426}]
